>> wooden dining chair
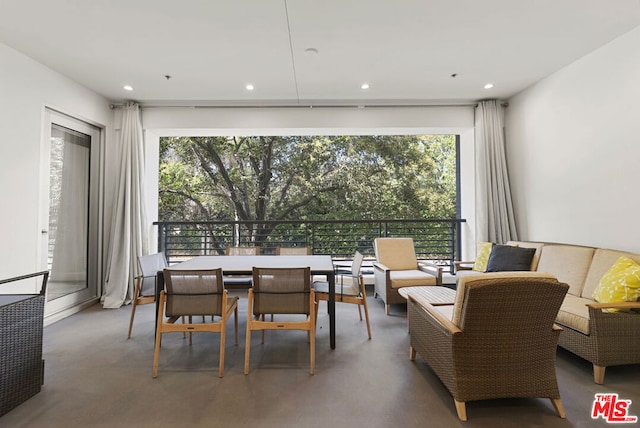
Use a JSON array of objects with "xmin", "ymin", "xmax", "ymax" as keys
[
  {"xmin": 225, "ymin": 246, "xmax": 260, "ymax": 255},
  {"xmin": 128, "ymin": 252, "xmax": 167, "ymax": 339},
  {"xmin": 244, "ymin": 267, "xmax": 316, "ymax": 375},
  {"xmin": 276, "ymin": 246, "xmax": 311, "ymax": 255},
  {"xmin": 153, "ymin": 268, "xmax": 238, "ymax": 378},
  {"xmin": 223, "ymin": 246, "xmax": 260, "ymax": 287},
  {"xmin": 314, "ymin": 251, "xmax": 371, "ymax": 339}
]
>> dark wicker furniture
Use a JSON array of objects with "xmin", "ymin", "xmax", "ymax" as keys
[
  {"xmin": 407, "ymin": 273, "xmax": 569, "ymax": 421},
  {"xmin": 456, "ymin": 242, "xmax": 640, "ymax": 384},
  {"xmin": 0, "ymin": 271, "xmax": 48, "ymax": 417}
]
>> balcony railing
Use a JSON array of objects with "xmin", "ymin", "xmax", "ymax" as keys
[{"xmin": 154, "ymin": 218, "xmax": 466, "ymax": 273}]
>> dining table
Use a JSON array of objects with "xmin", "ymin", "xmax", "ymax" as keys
[{"xmin": 155, "ymin": 254, "xmax": 338, "ymax": 349}]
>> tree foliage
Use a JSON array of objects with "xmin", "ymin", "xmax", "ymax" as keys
[{"xmin": 159, "ymin": 134, "xmax": 457, "ymax": 224}]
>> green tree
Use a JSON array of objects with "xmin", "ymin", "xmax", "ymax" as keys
[{"xmin": 159, "ymin": 134, "xmax": 457, "ymax": 240}]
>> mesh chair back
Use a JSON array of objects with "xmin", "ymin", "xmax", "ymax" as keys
[
  {"xmin": 276, "ymin": 246, "xmax": 311, "ymax": 255},
  {"xmin": 338, "ymin": 251, "xmax": 364, "ymax": 292},
  {"xmin": 163, "ymin": 269, "xmax": 225, "ymax": 317},
  {"xmin": 138, "ymin": 253, "xmax": 168, "ymax": 297},
  {"xmin": 226, "ymin": 246, "xmax": 260, "ymax": 256},
  {"xmin": 350, "ymin": 251, "xmax": 364, "ymax": 278},
  {"xmin": 252, "ymin": 267, "xmax": 311, "ymax": 315}
]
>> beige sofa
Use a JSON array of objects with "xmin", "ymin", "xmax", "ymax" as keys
[{"xmin": 456, "ymin": 241, "xmax": 640, "ymax": 384}]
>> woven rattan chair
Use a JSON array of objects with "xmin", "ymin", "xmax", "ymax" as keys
[
  {"xmin": 153, "ymin": 268, "xmax": 238, "ymax": 378},
  {"xmin": 128, "ymin": 252, "xmax": 167, "ymax": 339},
  {"xmin": 244, "ymin": 267, "xmax": 316, "ymax": 375},
  {"xmin": 276, "ymin": 246, "xmax": 311, "ymax": 255},
  {"xmin": 373, "ymin": 237, "xmax": 443, "ymax": 315},
  {"xmin": 314, "ymin": 251, "xmax": 371, "ymax": 339},
  {"xmin": 407, "ymin": 272, "xmax": 569, "ymax": 421}
]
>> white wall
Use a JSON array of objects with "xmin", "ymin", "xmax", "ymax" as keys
[
  {"xmin": 0, "ymin": 42, "xmax": 112, "ymax": 291},
  {"xmin": 505, "ymin": 27, "xmax": 640, "ymax": 253}
]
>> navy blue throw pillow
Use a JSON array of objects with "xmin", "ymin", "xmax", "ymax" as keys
[{"xmin": 485, "ymin": 244, "xmax": 536, "ymax": 272}]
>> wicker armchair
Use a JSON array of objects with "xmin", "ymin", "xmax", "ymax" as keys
[
  {"xmin": 407, "ymin": 272, "xmax": 569, "ymax": 421},
  {"xmin": 373, "ymin": 237, "xmax": 442, "ymax": 315}
]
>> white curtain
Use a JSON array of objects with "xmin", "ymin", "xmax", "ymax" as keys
[
  {"xmin": 475, "ymin": 100, "xmax": 518, "ymax": 243},
  {"xmin": 102, "ymin": 103, "xmax": 149, "ymax": 308}
]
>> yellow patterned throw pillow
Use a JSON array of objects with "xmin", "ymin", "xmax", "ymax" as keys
[
  {"xmin": 592, "ymin": 256, "xmax": 640, "ymax": 312},
  {"xmin": 472, "ymin": 242, "xmax": 493, "ymax": 272}
]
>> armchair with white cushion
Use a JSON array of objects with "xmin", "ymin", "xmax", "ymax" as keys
[{"xmin": 373, "ymin": 237, "xmax": 442, "ymax": 315}]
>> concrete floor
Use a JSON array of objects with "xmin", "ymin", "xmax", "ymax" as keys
[{"xmin": 1, "ymin": 288, "xmax": 639, "ymax": 427}]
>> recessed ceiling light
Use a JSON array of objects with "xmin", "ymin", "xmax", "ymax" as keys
[
  {"xmin": 361, "ymin": 83, "xmax": 370, "ymax": 90},
  {"xmin": 304, "ymin": 48, "xmax": 318, "ymax": 56},
  {"xmin": 484, "ymin": 83, "xmax": 494, "ymax": 89},
  {"xmin": 123, "ymin": 85, "xmax": 133, "ymax": 91},
  {"xmin": 246, "ymin": 84, "xmax": 255, "ymax": 91}
]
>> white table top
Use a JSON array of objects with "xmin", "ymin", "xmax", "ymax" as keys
[{"xmin": 169, "ymin": 255, "xmax": 335, "ymax": 274}]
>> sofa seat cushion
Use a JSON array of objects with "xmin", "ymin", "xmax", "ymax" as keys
[
  {"xmin": 556, "ymin": 294, "xmax": 591, "ymax": 334},
  {"xmin": 389, "ymin": 270, "xmax": 437, "ymax": 288},
  {"xmin": 433, "ymin": 304, "xmax": 454, "ymax": 321}
]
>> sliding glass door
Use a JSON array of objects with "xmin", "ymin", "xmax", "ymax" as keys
[{"xmin": 40, "ymin": 110, "xmax": 102, "ymax": 317}]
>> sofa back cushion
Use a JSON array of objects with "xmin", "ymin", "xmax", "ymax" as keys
[
  {"xmin": 536, "ymin": 244, "xmax": 595, "ymax": 296},
  {"xmin": 506, "ymin": 241, "xmax": 545, "ymax": 270},
  {"xmin": 374, "ymin": 237, "xmax": 418, "ymax": 270},
  {"xmin": 582, "ymin": 248, "xmax": 640, "ymax": 299}
]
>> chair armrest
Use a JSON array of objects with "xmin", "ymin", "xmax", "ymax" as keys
[
  {"xmin": 454, "ymin": 261, "xmax": 474, "ymax": 272},
  {"xmin": 587, "ymin": 301, "xmax": 640, "ymax": 311},
  {"xmin": 409, "ymin": 296, "xmax": 461, "ymax": 335},
  {"xmin": 373, "ymin": 261, "xmax": 390, "ymax": 272},
  {"xmin": 418, "ymin": 262, "xmax": 443, "ymax": 285}
]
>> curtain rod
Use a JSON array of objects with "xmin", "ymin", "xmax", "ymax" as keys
[{"xmin": 109, "ymin": 102, "xmax": 493, "ymax": 110}]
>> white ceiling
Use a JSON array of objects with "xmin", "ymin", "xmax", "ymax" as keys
[{"xmin": 1, "ymin": 0, "xmax": 639, "ymax": 106}]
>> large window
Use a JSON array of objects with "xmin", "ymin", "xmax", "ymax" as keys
[{"xmin": 159, "ymin": 134, "xmax": 458, "ymax": 223}]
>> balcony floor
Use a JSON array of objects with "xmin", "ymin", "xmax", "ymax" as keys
[{"xmin": 2, "ymin": 288, "xmax": 638, "ymax": 427}]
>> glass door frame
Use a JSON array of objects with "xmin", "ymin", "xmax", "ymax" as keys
[{"xmin": 38, "ymin": 109, "xmax": 104, "ymax": 319}]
